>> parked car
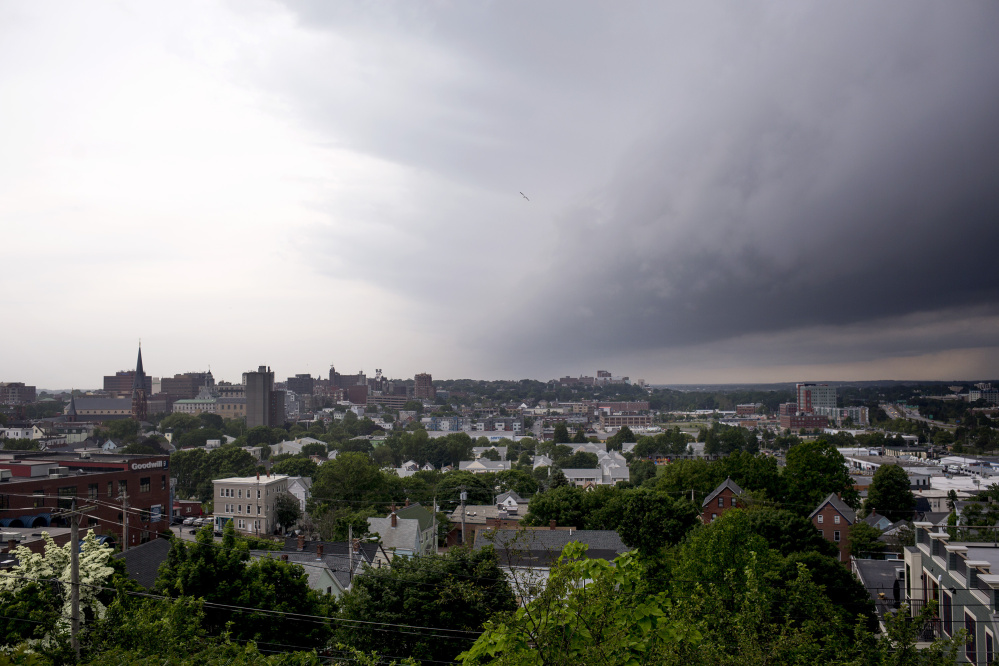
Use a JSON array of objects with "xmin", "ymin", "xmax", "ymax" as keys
[{"xmin": 183, "ymin": 517, "xmax": 195, "ymax": 526}]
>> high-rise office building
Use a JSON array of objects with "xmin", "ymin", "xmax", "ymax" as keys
[
  {"xmin": 286, "ymin": 374, "xmax": 315, "ymax": 396},
  {"xmin": 244, "ymin": 366, "xmax": 286, "ymax": 428},
  {"xmin": 161, "ymin": 372, "xmax": 214, "ymax": 400},
  {"xmin": 795, "ymin": 383, "xmax": 836, "ymax": 414},
  {"xmin": 414, "ymin": 373, "xmax": 435, "ymax": 400}
]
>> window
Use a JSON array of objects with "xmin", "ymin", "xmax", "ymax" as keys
[
  {"xmin": 161, "ymin": 475, "xmax": 166, "ymax": 490},
  {"xmin": 108, "ymin": 481, "xmax": 113, "ymax": 497},
  {"xmin": 247, "ymin": 505, "xmax": 251, "ymax": 514},
  {"xmin": 834, "ymin": 515, "xmax": 841, "ymax": 525},
  {"xmin": 711, "ymin": 513, "xmax": 718, "ymax": 521},
  {"xmin": 88, "ymin": 484, "xmax": 98, "ymax": 500},
  {"xmin": 986, "ymin": 631, "xmax": 993, "ymax": 665},
  {"xmin": 139, "ymin": 508, "xmax": 151, "ymax": 523},
  {"xmin": 257, "ymin": 490, "xmax": 261, "ymax": 499},
  {"xmin": 717, "ymin": 497, "xmax": 724, "ymax": 507},
  {"xmin": 731, "ymin": 497, "xmax": 737, "ymax": 507},
  {"xmin": 33, "ymin": 489, "xmax": 45, "ymax": 508},
  {"xmin": 118, "ymin": 480, "xmax": 127, "ymax": 495},
  {"xmin": 237, "ymin": 505, "xmax": 242, "ymax": 513},
  {"xmin": 943, "ymin": 592, "xmax": 952, "ymax": 636},
  {"xmin": 833, "ymin": 530, "xmax": 841, "ymax": 542},
  {"xmin": 140, "ymin": 477, "xmax": 150, "ymax": 493},
  {"xmin": 967, "ymin": 614, "xmax": 977, "ymax": 663},
  {"xmin": 220, "ymin": 488, "xmax": 225, "ymax": 497},
  {"xmin": 818, "ymin": 515, "xmax": 824, "ymax": 524},
  {"xmin": 257, "ymin": 506, "xmax": 261, "ymax": 515},
  {"xmin": 57, "ymin": 486, "xmax": 76, "ymax": 510},
  {"xmin": 238, "ymin": 489, "xmax": 243, "ymax": 499}
]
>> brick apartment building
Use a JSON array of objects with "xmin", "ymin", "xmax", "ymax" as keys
[
  {"xmin": 810, "ymin": 493, "xmax": 855, "ymax": 563},
  {"xmin": 0, "ymin": 451, "xmax": 171, "ymax": 549},
  {"xmin": 600, "ymin": 414, "xmax": 652, "ymax": 428},
  {"xmin": 701, "ymin": 478, "xmax": 745, "ymax": 524}
]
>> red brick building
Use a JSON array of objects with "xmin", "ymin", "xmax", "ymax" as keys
[
  {"xmin": 809, "ymin": 493, "xmax": 856, "ymax": 564},
  {"xmin": 701, "ymin": 478, "xmax": 746, "ymax": 524},
  {"xmin": 0, "ymin": 452, "xmax": 171, "ymax": 550},
  {"xmin": 779, "ymin": 413, "xmax": 829, "ymax": 430}
]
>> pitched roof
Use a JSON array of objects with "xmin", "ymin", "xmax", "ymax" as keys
[
  {"xmin": 809, "ymin": 493, "xmax": 857, "ymax": 524},
  {"xmin": 496, "ymin": 491, "xmax": 525, "ymax": 505},
  {"xmin": 701, "ymin": 477, "xmax": 745, "ymax": 508},
  {"xmin": 113, "ymin": 537, "xmax": 172, "ymax": 589},
  {"xmin": 473, "ymin": 529, "xmax": 628, "ymax": 567},
  {"xmin": 367, "ymin": 516, "xmax": 421, "ymax": 553},
  {"xmin": 395, "ymin": 503, "xmax": 434, "ymax": 532},
  {"xmin": 132, "ymin": 345, "xmax": 146, "ymax": 390}
]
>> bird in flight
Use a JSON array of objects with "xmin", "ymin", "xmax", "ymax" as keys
[{"xmin": 520, "ymin": 192, "xmax": 530, "ymax": 201}]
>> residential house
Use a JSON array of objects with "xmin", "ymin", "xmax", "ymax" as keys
[
  {"xmin": 473, "ymin": 528, "xmax": 628, "ymax": 603},
  {"xmin": 459, "ymin": 459, "xmax": 513, "ymax": 473},
  {"xmin": 367, "ymin": 502, "xmax": 436, "ymax": 561},
  {"xmin": 113, "ymin": 537, "xmax": 173, "ymax": 589},
  {"xmin": 810, "ymin": 493, "xmax": 856, "ymax": 563},
  {"xmin": 286, "ymin": 476, "xmax": 312, "ymax": 514},
  {"xmin": 701, "ymin": 478, "xmax": 746, "ymax": 524}
]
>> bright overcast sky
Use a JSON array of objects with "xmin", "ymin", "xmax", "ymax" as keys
[{"xmin": 2, "ymin": 1, "xmax": 998, "ymax": 389}]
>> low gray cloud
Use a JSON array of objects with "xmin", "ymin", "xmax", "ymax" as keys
[{"xmin": 263, "ymin": 1, "xmax": 999, "ymax": 377}]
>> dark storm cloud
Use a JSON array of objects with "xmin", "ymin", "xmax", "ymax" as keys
[{"xmin": 267, "ymin": 1, "xmax": 999, "ymax": 372}]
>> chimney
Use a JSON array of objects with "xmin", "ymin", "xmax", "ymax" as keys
[
  {"xmin": 297, "ymin": 535, "xmax": 305, "ymax": 551},
  {"xmin": 317, "ymin": 543, "xmax": 324, "ymax": 559},
  {"xmin": 280, "ymin": 553, "xmax": 288, "ymax": 562},
  {"xmin": 549, "ymin": 519, "xmax": 556, "ymax": 531},
  {"xmin": 256, "ymin": 472, "xmax": 260, "ymax": 481},
  {"xmin": 405, "ymin": 498, "xmax": 410, "ymax": 508},
  {"xmin": 7, "ymin": 539, "xmax": 16, "ymax": 553},
  {"xmin": 391, "ymin": 512, "xmax": 398, "ymax": 528},
  {"xmin": 352, "ymin": 538, "xmax": 360, "ymax": 553}
]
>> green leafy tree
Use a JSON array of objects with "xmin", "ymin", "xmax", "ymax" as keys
[
  {"xmin": 310, "ymin": 452, "xmax": 389, "ymax": 510},
  {"xmin": 630, "ymin": 459, "xmax": 658, "ymax": 486},
  {"xmin": 461, "ymin": 543, "xmax": 702, "ymax": 666},
  {"xmin": 864, "ymin": 464, "xmax": 915, "ymax": 522},
  {"xmin": 155, "ymin": 523, "xmax": 332, "ymax": 649},
  {"xmin": 552, "ymin": 423, "xmax": 570, "ymax": 444},
  {"xmin": 744, "ymin": 507, "xmax": 838, "ymax": 558},
  {"xmin": 337, "ymin": 546, "xmax": 516, "ymax": 663},
  {"xmin": 616, "ymin": 488, "xmax": 700, "ymax": 558},
  {"xmin": 783, "ymin": 440, "xmax": 859, "ymax": 513},
  {"xmin": 849, "ymin": 522, "xmax": 887, "ymax": 559},
  {"xmin": 274, "ymin": 491, "xmax": 302, "ymax": 530},
  {"xmin": 549, "ymin": 468, "xmax": 569, "ymax": 489},
  {"xmin": 606, "ymin": 426, "xmax": 636, "ymax": 451},
  {"xmin": 571, "ymin": 428, "xmax": 588, "ymax": 443},
  {"xmin": 271, "ymin": 457, "xmax": 319, "ymax": 478},
  {"xmin": 563, "ymin": 451, "xmax": 599, "ymax": 469},
  {"xmin": 481, "ymin": 448, "xmax": 502, "ymax": 461},
  {"xmin": 523, "ymin": 485, "xmax": 585, "ymax": 528}
]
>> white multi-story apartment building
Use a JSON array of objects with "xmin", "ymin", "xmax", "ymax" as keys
[{"xmin": 213, "ymin": 473, "xmax": 289, "ymax": 536}]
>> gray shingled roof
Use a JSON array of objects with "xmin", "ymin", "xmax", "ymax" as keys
[
  {"xmin": 809, "ymin": 493, "xmax": 857, "ymax": 524},
  {"xmin": 701, "ymin": 477, "xmax": 745, "ymax": 508},
  {"xmin": 473, "ymin": 529, "xmax": 628, "ymax": 567},
  {"xmin": 368, "ymin": 516, "xmax": 421, "ymax": 553},
  {"xmin": 113, "ymin": 537, "xmax": 173, "ymax": 589}
]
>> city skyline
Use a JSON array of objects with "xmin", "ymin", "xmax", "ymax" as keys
[{"xmin": 3, "ymin": 2, "xmax": 998, "ymax": 387}]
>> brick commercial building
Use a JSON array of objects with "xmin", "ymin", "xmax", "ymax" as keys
[
  {"xmin": 413, "ymin": 373, "xmax": 436, "ymax": 400},
  {"xmin": 779, "ymin": 413, "xmax": 829, "ymax": 430},
  {"xmin": 0, "ymin": 451, "xmax": 171, "ymax": 550},
  {"xmin": 0, "ymin": 383, "xmax": 36, "ymax": 405},
  {"xmin": 161, "ymin": 372, "xmax": 214, "ymax": 400},
  {"xmin": 600, "ymin": 414, "xmax": 652, "ymax": 428}
]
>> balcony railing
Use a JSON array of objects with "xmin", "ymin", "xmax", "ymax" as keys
[
  {"xmin": 903, "ymin": 599, "xmax": 940, "ymax": 642},
  {"xmin": 956, "ymin": 557, "xmax": 967, "ymax": 578}
]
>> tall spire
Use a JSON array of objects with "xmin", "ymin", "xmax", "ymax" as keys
[
  {"xmin": 132, "ymin": 341, "xmax": 145, "ymax": 390},
  {"xmin": 131, "ymin": 341, "xmax": 148, "ymax": 421},
  {"xmin": 66, "ymin": 390, "xmax": 77, "ymax": 422}
]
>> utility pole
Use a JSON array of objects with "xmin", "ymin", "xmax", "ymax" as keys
[
  {"xmin": 70, "ymin": 500, "xmax": 80, "ymax": 661},
  {"xmin": 57, "ymin": 500, "xmax": 96, "ymax": 663},
  {"xmin": 119, "ymin": 490, "xmax": 129, "ymax": 552},
  {"xmin": 348, "ymin": 524, "xmax": 353, "ymax": 585},
  {"xmin": 460, "ymin": 485, "xmax": 467, "ymax": 546}
]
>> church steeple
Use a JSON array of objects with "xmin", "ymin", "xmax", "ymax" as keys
[
  {"xmin": 66, "ymin": 390, "xmax": 77, "ymax": 422},
  {"xmin": 131, "ymin": 341, "xmax": 148, "ymax": 422}
]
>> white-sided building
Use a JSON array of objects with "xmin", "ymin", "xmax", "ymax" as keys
[{"xmin": 213, "ymin": 473, "xmax": 289, "ymax": 536}]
